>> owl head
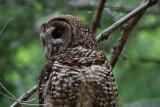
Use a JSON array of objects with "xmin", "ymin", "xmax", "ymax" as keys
[{"xmin": 40, "ymin": 15, "xmax": 97, "ymax": 58}]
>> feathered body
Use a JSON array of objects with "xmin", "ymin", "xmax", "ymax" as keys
[{"xmin": 38, "ymin": 15, "xmax": 118, "ymax": 107}]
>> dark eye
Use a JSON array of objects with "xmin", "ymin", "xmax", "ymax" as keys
[{"xmin": 51, "ymin": 27, "xmax": 64, "ymax": 39}]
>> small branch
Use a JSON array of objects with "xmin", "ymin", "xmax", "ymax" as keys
[
  {"xmin": 0, "ymin": 17, "xmax": 13, "ymax": 37},
  {"xmin": 10, "ymin": 85, "xmax": 37, "ymax": 107},
  {"xmin": 110, "ymin": 14, "xmax": 144, "ymax": 68},
  {"xmin": 96, "ymin": 0, "xmax": 158, "ymax": 42},
  {"xmin": 90, "ymin": 0, "xmax": 106, "ymax": 33},
  {"xmin": 109, "ymin": 0, "xmax": 158, "ymax": 68},
  {"xmin": 0, "ymin": 82, "xmax": 18, "ymax": 102}
]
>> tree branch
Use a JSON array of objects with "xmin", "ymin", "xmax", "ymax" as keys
[
  {"xmin": 96, "ymin": 0, "xmax": 158, "ymax": 42},
  {"xmin": 90, "ymin": 0, "xmax": 106, "ymax": 33},
  {"xmin": 110, "ymin": 14, "xmax": 145, "ymax": 68},
  {"xmin": 0, "ymin": 17, "xmax": 13, "ymax": 38},
  {"xmin": 109, "ymin": 0, "xmax": 158, "ymax": 68},
  {"xmin": 10, "ymin": 85, "xmax": 37, "ymax": 107}
]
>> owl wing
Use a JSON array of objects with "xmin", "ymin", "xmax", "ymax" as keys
[
  {"xmin": 87, "ymin": 65, "xmax": 118, "ymax": 107},
  {"xmin": 38, "ymin": 61, "xmax": 83, "ymax": 107},
  {"xmin": 38, "ymin": 61, "xmax": 54, "ymax": 107},
  {"xmin": 38, "ymin": 61, "xmax": 118, "ymax": 107}
]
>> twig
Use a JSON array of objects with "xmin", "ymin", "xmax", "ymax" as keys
[
  {"xmin": 109, "ymin": 0, "xmax": 158, "ymax": 68},
  {"xmin": 0, "ymin": 17, "xmax": 13, "ymax": 37},
  {"xmin": 110, "ymin": 14, "xmax": 144, "ymax": 68},
  {"xmin": 0, "ymin": 91, "xmax": 15, "ymax": 101},
  {"xmin": 90, "ymin": 0, "xmax": 106, "ymax": 33},
  {"xmin": 10, "ymin": 85, "xmax": 37, "ymax": 107},
  {"xmin": 0, "ymin": 83, "xmax": 19, "ymax": 102},
  {"xmin": 96, "ymin": 0, "xmax": 158, "ymax": 42},
  {"xmin": 22, "ymin": 97, "xmax": 37, "ymax": 103}
]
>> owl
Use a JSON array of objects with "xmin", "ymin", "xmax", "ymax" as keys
[{"xmin": 38, "ymin": 15, "xmax": 118, "ymax": 107}]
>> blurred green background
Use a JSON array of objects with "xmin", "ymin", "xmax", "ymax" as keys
[{"xmin": 0, "ymin": 0, "xmax": 160, "ymax": 107}]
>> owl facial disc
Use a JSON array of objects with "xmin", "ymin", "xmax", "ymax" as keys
[{"xmin": 40, "ymin": 17, "xmax": 73, "ymax": 58}]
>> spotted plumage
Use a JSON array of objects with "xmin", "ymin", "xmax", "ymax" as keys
[{"xmin": 38, "ymin": 15, "xmax": 118, "ymax": 107}]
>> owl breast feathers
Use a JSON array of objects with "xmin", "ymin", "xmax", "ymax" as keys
[{"xmin": 38, "ymin": 15, "xmax": 118, "ymax": 107}]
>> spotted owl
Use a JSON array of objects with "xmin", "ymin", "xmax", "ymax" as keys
[{"xmin": 38, "ymin": 15, "xmax": 118, "ymax": 107}]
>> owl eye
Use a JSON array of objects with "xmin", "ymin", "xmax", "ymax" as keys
[{"xmin": 51, "ymin": 27, "xmax": 64, "ymax": 39}]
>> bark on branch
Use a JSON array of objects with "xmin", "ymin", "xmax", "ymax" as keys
[
  {"xmin": 110, "ymin": 12, "xmax": 145, "ymax": 68},
  {"xmin": 10, "ymin": 85, "xmax": 37, "ymax": 107},
  {"xmin": 90, "ymin": 0, "xmax": 106, "ymax": 33},
  {"xmin": 96, "ymin": 0, "xmax": 158, "ymax": 42},
  {"xmin": 109, "ymin": 0, "xmax": 158, "ymax": 68}
]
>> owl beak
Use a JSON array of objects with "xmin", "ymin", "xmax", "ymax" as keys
[
  {"xmin": 45, "ymin": 38, "xmax": 63, "ymax": 57},
  {"xmin": 49, "ymin": 39, "xmax": 63, "ymax": 45},
  {"xmin": 48, "ymin": 39, "xmax": 63, "ymax": 53}
]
